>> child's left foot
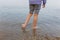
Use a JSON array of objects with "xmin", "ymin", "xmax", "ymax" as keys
[{"xmin": 32, "ymin": 27, "xmax": 37, "ymax": 36}]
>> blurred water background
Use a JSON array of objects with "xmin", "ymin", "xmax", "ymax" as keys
[{"xmin": 0, "ymin": 0, "xmax": 60, "ymax": 39}]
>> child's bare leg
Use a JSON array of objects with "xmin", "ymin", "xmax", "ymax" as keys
[
  {"xmin": 32, "ymin": 13, "xmax": 38, "ymax": 33},
  {"xmin": 22, "ymin": 13, "xmax": 33, "ymax": 30}
]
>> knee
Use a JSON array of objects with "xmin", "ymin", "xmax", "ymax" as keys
[
  {"xmin": 34, "ymin": 13, "xmax": 38, "ymax": 17},
  {"xmin": 30, "ymin": 13, "xmax": 33, "ymax": 16}
]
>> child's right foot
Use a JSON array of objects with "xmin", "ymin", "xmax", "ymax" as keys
[
  {"xmin": 21, "ymin": 24, "xmax": 26, "ymax": 32},
  {"xmin": 22, "ymin": 24, "xmax": 29, "ymax": 32},
  {"xmin": 22, "ymin": 24, "xmax": 26, "ymax": 32}
]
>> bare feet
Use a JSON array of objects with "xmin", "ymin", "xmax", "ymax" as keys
[
  {"xmin": 32, "ymin": 27, "xmax": 37, "ymax": 36},
  {"xmin": 21, "ymin": 24, "xmax": 26, "ymax": 32}
]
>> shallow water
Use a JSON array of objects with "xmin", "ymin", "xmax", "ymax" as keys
[{"xmin": 0, "ymin": 6, "xmax": 60, "ymax": 40}]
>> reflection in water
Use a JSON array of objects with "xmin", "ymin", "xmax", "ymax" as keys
[
  {"xmin": 21, "ymin": 28, "xmax": 60, "ymax": 40},
  {"xmin": 22, "ymin": 29, "xmax": 37, "ymax": 40},
  {"xmin": 0, "ymin": 22, "xmax": 60, "ymax": 40},
  {"xmin": 32, "ymin": 29, "xmax": 38, "ymax": 40}
]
